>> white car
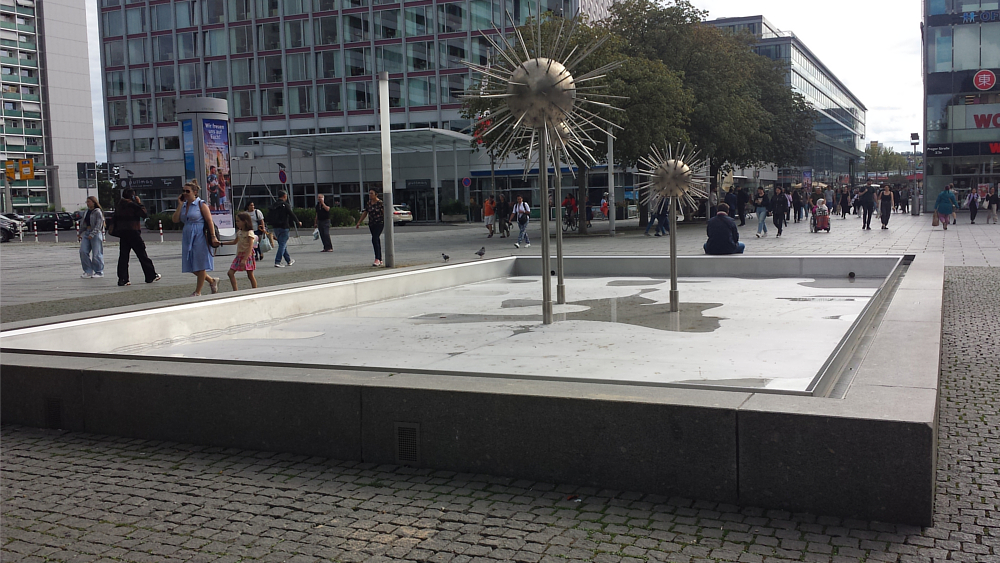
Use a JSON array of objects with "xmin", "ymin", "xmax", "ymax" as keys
[
  {"xmin": 392, "ymin": 205, "xmax": 413, "ymax": 225},
  {"xmin": 0, "ymin": 215, "xmax": 22, "ymax": 242}
]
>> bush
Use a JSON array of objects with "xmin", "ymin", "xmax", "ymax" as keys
[
  {"xmin": 441, "ymin": 199, "xmax": 468, "ymax": 216},
  {"xmin": 146, "ymin": 212, "xmax": 182, "ymax": 230},
  {"xmin": 330, "ymin": 206, "xmax": 360, "ymax": 227}
]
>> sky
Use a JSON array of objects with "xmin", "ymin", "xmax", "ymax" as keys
[{"xmin": 83, "ymin": 0, "xmax": 924, "ymax": 162}]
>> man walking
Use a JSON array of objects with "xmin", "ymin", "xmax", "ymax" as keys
[
  {"xmin": 484, "ymin": 195, "xmax": 496, "ymax": 238},
  {"xmin": 859, "ymin": 181, "xmax": 876, "ymax": 230},
  {"xmin": 315, "ymin": 194, "xmax": 333, "ymax": 252},
  {"xmin": 736, "ymin": 187, "xmax": 749, "ymax": 226},
  {"xmin": 113, "ymin": 188, "xmax": 161, "ymax": 286},
  {"xmin": 511, "ymin": 195, "xmax": 531, "ymax": 248},
  {"xmin": 269, "ymin": 190, "xmax": 301, "ymax": 267}
]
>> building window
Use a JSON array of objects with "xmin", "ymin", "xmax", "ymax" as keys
[
  {"xmin": 321, "ymin": 83, "xmax": 342, "ymax": 111},
  {"xmin": 375, "ymin": 9, "xmax": 400, "ymax": 39},
  {"xmin": 404, "ymin": 6, "xmax": 432, "ymax": 36},
  {"xmin": 159, "ymin": 136, "xmax": 181, "ymax": 150},
  {"xmin": 177, "ymin": 32, "xmax": 198, "ymax": 59},
  {"xmin": 101, "ymin": 0, "xmax": 122, "ymax": 7},
  {"xmin": 234, "ymin": 131, "xmax": 256, "ymax": 145},
  {"xmin": 344, "ymin": 0, "xmax": 369, "ymax": 8},
  {"xmin": 204, "ymin": 29, "xmax": 228, "ymax": 56},
  {"xmin": 344, "ymin": 13, "xmax": 370, "ymax": 42},
  {"xmin": 284, "ymin": 0, "xmax": 311, "ymax": 15},
  {"xmin": 103, "ymin": 11, "xmax": 125, "ymax": 36},
  {"xmin": 206, "ymin": 61, "xmax": 229, "ymax": 88},
  {"xmin": 407, "ymin": 76, "xmax": 435, "ymax": 105},
  {"xmin": 151, "ymin": 4, "xmax": 173, "ymax": 31},
  {"xmin": 128, "ymin": 38, "xmax": 148, "ymax": 64},
  {"xmin": 285, "ymin": 20, "xmax": 310, "ymax": 48},
  {"xmin": 262, "ymin": 88, "xmax": 284, "ymax": 115},
  {"xmin": 286, "ymin": 52, "xmax": 312, "ymax": 81},
  {"xmin": 471, "ymin": 35, "xmax": 492, "ymax": 66},
  {"xmin": 256, "ymin": 0, "xmax": 280, "ymax": 18},
  {"xmin": 384, "ymin": 78, "xmax": 402, "ymax": 107},
  {"xmin": 347, "ymin": 80, "xmax": 371, "ymax": 109},
  {"xmin": 106, "ymin": 71, "xmax": 127, "ymax": 97},
  {"xmin": 315, "ymin": 15, "xmax": 338, "ymax": 45},
  {"xmin": 345, "ymin": 47, "xmax": 371, "ymax": 76},
  {"xmin": 406, "ymin": 41, "xmax": 434, "ymax": 71},
  {"xmin": 126, "ymin": 7, "xmax": 147, "ymax": 34},
  {"xmin": 178, "ymin": 63, "xmax": 201, "ymax": 90},
  {"xmin": 439, "ymin": 38, "xmax": 467, "ymax": 68},
  {"xmin": 288, "ymin": 85, "xmax": 313, "ymax": 114},
  {"xmin": 376, "ymin": 44, "xmax": 404, "ymax": 74},
  {"xmin": 157, "ymin": 97, "xmax": 177, "ymax": 121},
  {"xmin": 983, "ymin": 22, "xmax": 1000, "ymax": 66},
  {"xmin": 257, "ymin": 22, "xmax": 281, "ymax": 51},
  {"xmin": 442, "ymin": 72, "xmax": 467, "ymax": 103},
  {"xmin": 104, "ymin": 40, "xmax": 125, "ymax": 66},
  {"xmin": 111, "ymin": 139, "xmax": 132, "ymax": 152},
  {"xmin": 229, "ymin": 0, "xmax": 252, "ymax": 21},
  {"xmin": 155, "ymin": 66, "xmax": 176, "ymax": 92},
  {"xmin": 133, "ymin": 138, "xmax": 152, "ymax": 151},
  {"xmin": 437, "ymin": 3, "xmax": 466, "ymax": 33},
  {"xmin": 259, "ymin": 54, "xmax": 283, "ymax": 82},
  {"xmin": 132, "ymin": 99, "xmax": 153, "ymax": 124},
  {"xmin": 317, "ymin": 50, "xmax": 341, "ymax": 78},
  {"xmin": 231, "ymin": 58, "xmax": 254, "ymax": 85},
  {"xmin": 954, "ymin": 25, "xmax": 981, "ymax": 71},
  {"xmin": 130, "ymin": 68, "xmax": 149, "ymax": 94},
  {"xmin": 230, "ymin": 26, "xmax": 253, "ymax": 54},
  {"xmin": 175, "ymin": 1, "xmax": 200, "ymax": 27},
  {"xmin": 203, "ymin": 0, "xmax": 225, "ymax": 24},
  {"xmin": 153, "ymin": 35, "xmax": 174, "ymax": 62},
  {"xmin": 234, "ymin": 90, "xmax": 256, "ymax": 116},
  {"xmin": 470, "ymin": 0, "xmax": 498, "ymax": 29}
]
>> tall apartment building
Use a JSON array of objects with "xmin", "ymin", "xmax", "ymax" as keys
[
  {"xmin": 1, "ymin": 0, "xmax": 95, "ymax": 214},
  {"xmin": 923, "ymin": 1, "xmax": 1000, "ymax": 211},
  {"xmin": 710, "ymin": 15, "xmax": 867, "ymax": 187},
  {"xmin": 98, "ymin": 0, "xmax": 610, "ymax": 218}
]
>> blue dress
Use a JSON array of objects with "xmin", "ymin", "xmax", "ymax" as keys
[
  {"xmin": 934, "ymin": 190, "xmax": 958, "ymax": 215},
  {"xmin": 180, "ymin": 198, "xmax": 214, "ymax": 273}
]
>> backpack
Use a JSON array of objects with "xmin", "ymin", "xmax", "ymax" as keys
[{"xmin": 268, "ymin": 201, "xmax": 287, "ymax": 225}]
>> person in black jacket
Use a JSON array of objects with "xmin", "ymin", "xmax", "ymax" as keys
[
  {"xmin": 269, "ymin": 190, "xmax": 301, "ymax": 267},
  {"xmin": 792, "ymin": 189, "xmax": 803, "ymax": 223},
  {"xmin": 771, "ymin": 187, "xmax": 789, "ymax": 237},
  {"xmin": 704, "ymin": 203, "xmax": 744, "ymax": 255},
  {"xmin": 858, "ymin": 181, "xmax": 876, "ymax": 230},
  {"xmin": 753, "ymin": 187, "xmax": 770, "ymax": 237},
  {"xmin": 112, "ymin": 188, "xmax": 160, "ymax": 286}
]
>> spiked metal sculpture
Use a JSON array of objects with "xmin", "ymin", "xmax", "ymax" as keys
[
  {"xmin": 637, "ymin": 144, "xmax": 710, "ymax": 312},
  {"xmin": 463, "ymin": 12, "xmax": 622, "ymax": 324}
]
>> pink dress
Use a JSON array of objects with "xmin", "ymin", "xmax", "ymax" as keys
[{"xmin": 230, "ymin": 231, "xmax": 258, "ymax": 271}]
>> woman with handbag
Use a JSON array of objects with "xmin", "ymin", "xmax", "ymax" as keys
[{"xmin": 173, "ymin": 180, "xmax": 220, "ymax": 296}]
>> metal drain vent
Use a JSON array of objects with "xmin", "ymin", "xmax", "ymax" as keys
[{"xmin": 394, "ymin": 422, "xmax": 419, "ymax": 465}]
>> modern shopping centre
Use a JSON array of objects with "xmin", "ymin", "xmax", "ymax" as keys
[{"xmin": 924, "ymin": 0, "xmax": 1000, "ymax": 210}]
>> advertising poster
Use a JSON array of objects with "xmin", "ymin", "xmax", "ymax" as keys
[
  {"xmin": 802, "ymin": 170, "xmax": 813, "ymax": 190},
  {"xmin": 978, "ymin": 183, "xmax": 990, "ymax": 201},
  {"xmin": 203, "ymin": 119, "xmax": 233, "ymax": 229},
  {"xmin": 182, "ymin": 120, "xmax": 195, "ymax": 183}
]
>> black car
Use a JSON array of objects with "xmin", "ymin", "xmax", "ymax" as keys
[{"xmin": 25, "ymin": 212, "xmax": 75, "ymax": 232}]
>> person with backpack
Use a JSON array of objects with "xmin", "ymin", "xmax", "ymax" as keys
[
  {"xmin": 269, "ymin": 190, "xmax": 300, "ymax": 268},
  {"xmin": 511, "ymin": 195, "xmax": 531, "ymax": 248}
]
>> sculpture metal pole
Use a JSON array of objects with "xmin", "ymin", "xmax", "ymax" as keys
[
  {"xmin": 378, "ymin": 71, "xmax": 395, "ymax": 268},
  {"xmin": 540, "ymin": 140, "xmax": 553, "ymax": 323},
  {"xmin": 608, "ymin": 130, "xmax": 615, "ymax": 236},
  {"xmin": 669, "ymin": 196, "xmax": 678, "ymax": 311},
  {"xmin": 554, "ymin": 148, "xmax": 565, "ymax": 304}
]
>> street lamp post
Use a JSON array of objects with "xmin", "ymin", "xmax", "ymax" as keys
[{"xmin": 910, "ymin": 133, "xmax": 920, "ymax": 215}]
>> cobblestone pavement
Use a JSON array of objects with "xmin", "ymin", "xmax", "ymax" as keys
[{"xmin": 2, "ymin": 266, "xmax": 999, "ymax": 562}]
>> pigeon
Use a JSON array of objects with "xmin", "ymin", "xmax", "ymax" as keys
[
  {"xmin": 475, "ymin": 247, "xmax": 486, "ymax": 258},
  {"xmin": 442, "ymin": 253, "xmax": 450, "ymax": 262}
]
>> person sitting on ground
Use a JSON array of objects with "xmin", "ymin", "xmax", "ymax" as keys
[{"xmin": 704, "ymin": 203, "xmax": 745, "ymax": 255}]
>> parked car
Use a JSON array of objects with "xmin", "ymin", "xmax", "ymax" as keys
[
  {"xmin": 0, "ymin": 215, "xmax": 21, "ymax": 242},
  {"xmin": 392, "ymin": 204, "xmax": 413, "ymax": 225},
  {"xmin": 24, "ymin": 211, "xmax": 75, "ymax": 232},
  {"xmin": 2, "ymin": 212, "xmax": 25, "ymax": 222}
]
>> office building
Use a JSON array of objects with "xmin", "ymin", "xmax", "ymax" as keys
[
  {"xmin": 97, "ymin": 0, "xmax": 612, "ymax": 218},
  {"xmin": 1, "ymin": 0, "xmax": 95, "ymax": 214},
  {"xmin": 923, "ymin": 1, "xmax": 1000, "ymax": 211},
  {"xmin": 710, "ymin": 15, "xmax": 867, "ymax": 187}
]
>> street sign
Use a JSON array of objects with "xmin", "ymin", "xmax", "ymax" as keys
[
  {"xmin": 5, "ymin": 159, "xmax": 34, "ymax": 180},
  {"xmin": 278, "ymin": 169, "xmax": 287, "ymax": 184},
  {"xmin": 461, "ymin": 177, "xmax": 471, "ymax": 188},
  {"xmin": 974, "ymin": 70, "xmax": 996, "ymax": 91}
]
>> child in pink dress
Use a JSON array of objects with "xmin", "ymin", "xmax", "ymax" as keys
[{"xmin": 222, "ymin": 211, "xmax": 258, "ymax": 291}]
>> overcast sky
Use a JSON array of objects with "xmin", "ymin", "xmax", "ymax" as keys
[{"xmin": 84, "ymin": 0, "xmax": 924, "ymax": 162}]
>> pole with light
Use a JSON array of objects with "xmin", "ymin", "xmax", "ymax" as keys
[{"xmin": 910, "ymin": 133, "xmax": 920, "ymax": 215}]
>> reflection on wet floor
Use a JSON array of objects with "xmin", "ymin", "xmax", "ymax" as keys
[{"xmin": 799, "ymin": 278, "xmax": 884, "ymax": 288}]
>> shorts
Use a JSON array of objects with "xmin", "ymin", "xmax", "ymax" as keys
[
  {"xmin": 485, "ymin": 215, "xmax": 495, "ymax": 225},
  {"xmin": 231, "ymin": 254, "xmax": 256, "ymax": 272}
]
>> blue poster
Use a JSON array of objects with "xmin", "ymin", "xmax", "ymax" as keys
[{"xmin": 182, "ymin": 119, "xmax": 195, "ymax": 183}]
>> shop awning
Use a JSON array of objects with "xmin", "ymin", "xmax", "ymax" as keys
[{"xmin": 249, "ymin": 128, "xmax": 477, "ymax": 157}]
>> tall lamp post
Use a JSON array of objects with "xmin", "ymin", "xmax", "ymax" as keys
[{"xmin": 910, "ymin": 133, "xmax": 920, "ymax": 215}]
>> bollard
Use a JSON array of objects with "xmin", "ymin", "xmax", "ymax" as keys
[
  {"xmin": 33, "ymin": 222, "xmax": 38, "ymax": 243},
  {"xmin": 54, "ymin": 223, "xmax": 58, "ymax": 244},
  {"xmin": 159, "ymin": 220, "xmax": 164, "ymax": 243},
  {"xmin": 75, "ymin": 220, "xmax": 80, "ymax": 238}
]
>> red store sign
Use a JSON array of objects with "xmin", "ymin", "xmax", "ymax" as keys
[{"xmin": 974, "ymin": 69, "xmax": 996, "ymax": 91}]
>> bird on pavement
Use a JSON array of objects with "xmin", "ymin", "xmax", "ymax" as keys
[
  {"xmin": 442, "ymin": 253, "xmax": 450, "ymax": 262},
  {"xmin": 475, "ymin": 247, "xmax": 486, "ymax": 258}
]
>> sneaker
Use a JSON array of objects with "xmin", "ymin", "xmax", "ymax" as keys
[
  {"xmin": 654, "ymin": 233, "xmax": 661, "ymax": 237},
  {"xmin": 274, "ymin": 263, "xmax": 285, "ymax": 268},
  {"xmin": 118, "ymin": 280, "xmax": 130, "ymax": 286},
  {"xmin": 755, "ymin": 233, "xmax": 760, "ymax": 238},
  {"xmin": 373, "ymin": 259, "xmax": 381, "ymax": 267},
  {"xmin": 514, "ymin": 243, "xmax": 519, "ymax": 248},
  {"xmin": 526, "ymin": 243, "xmax": 530, "ymax": 247},
  {"xmin": 287, "ymin": 259, "xmax": 295, "ymax": 266},
  {"xmin": 80, "ymin": 273, "xmax": 92, "ymax": 278},
  {"xmin": 93, "ymin": 273, "xmax": 104, "ymax": 278},
  {"xmin": 150, "ymin": 273, "xmax": 162, "ymax": 283},
  {"xmin": 644, "ymin": 232, "xmax": 651, "ymax": 237}
]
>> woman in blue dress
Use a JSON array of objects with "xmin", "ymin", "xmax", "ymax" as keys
[{"xmin": 172, "ymin": 180, "xmax": 220, "ymax": 296}]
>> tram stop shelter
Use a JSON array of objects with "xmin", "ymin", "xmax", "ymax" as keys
[{"xmin": 250, "ymin": 128, "xmax": 477, "ymax": 223}]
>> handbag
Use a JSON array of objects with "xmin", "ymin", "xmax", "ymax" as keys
[
  {"xmin": 932, "ymin": 213, "xmax": 940, "ymax": 227},
  {"xmin": 204, "ymin": 221, "xmax": 221, "ymax": 248},
  {"xmin": 258, "ymin": 232, "xmax": 272, "ymax": 252},
  {"xmin": 312, "ymin": 228, "xmax": 320, "ymax": 240}
]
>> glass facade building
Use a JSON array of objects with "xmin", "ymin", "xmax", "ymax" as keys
[
  {"xmin": 923, "ymin": 0, "xmax": 1000, "ymax": 210},
  {"xmin": 710, "ymin": 16, "xmax": 867, "ymax": 186}
]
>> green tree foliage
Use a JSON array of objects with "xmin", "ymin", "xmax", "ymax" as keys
[{"xmin": 864, "ymin": 144, "xmax": 909, "ymax": 176}]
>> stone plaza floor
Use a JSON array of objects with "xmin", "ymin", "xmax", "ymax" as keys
[{"xmin": 2, "ymin": 210, "xmax": 1000, "ymax": 562}]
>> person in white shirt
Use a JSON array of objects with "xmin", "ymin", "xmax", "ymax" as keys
[{"xmin": 510, "ymin": 196, "xmax": 531, "ymax": 248}]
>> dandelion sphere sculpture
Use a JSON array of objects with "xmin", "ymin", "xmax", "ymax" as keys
[{"xmin": 506, "ymin": 59, "xmax": 576, "ymax": 130}]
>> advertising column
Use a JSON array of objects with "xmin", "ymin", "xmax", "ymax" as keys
[{"xmin": 177, "ymin": 98, "xmax": 235, "ymax": 254}]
